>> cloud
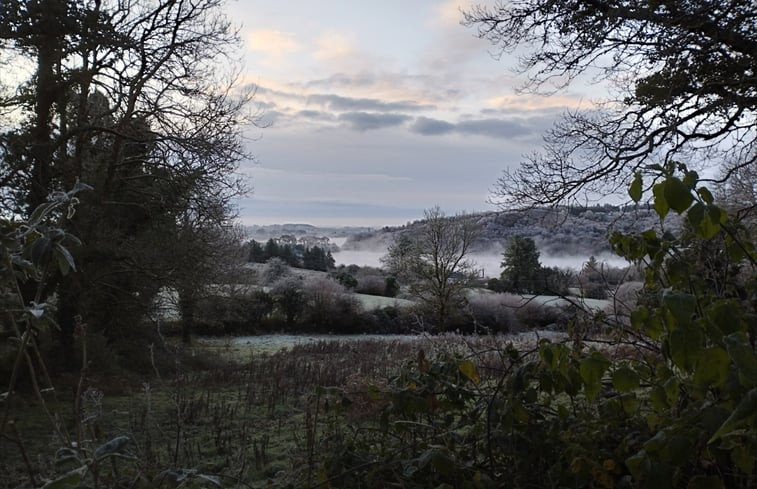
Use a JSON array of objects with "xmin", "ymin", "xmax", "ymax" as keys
[
  {"xmin": 314, "ymin": 32, "xmax": 356, "ymax": 60},
  {"xmin": 409, "ymin": 116, "xmax": 536, "ymax": 139},
  {"xmin": 411, "ymin": 116, "xmax": 456, "ymax": 135},
  {"xmin": 246, "ymin": 29, "xmax": 301, "ymax": 58},
  {"xmin": 338, "ymin": 112, "xmax": 411, "ymax": 131},
  {"xmin": 296, "ymin": 109, "xmax": 337, "ymax": 121},
  {"xmin": 484, "ymin": 94, "xmax": 589, "ymax": 112},
  {"xmin": 307, "ymin": 93, "xmax": 434, "ymax": 112},
  {"xmin": 434, "ymin": 0, "xmax": 472, "ymax": 26},
  {"xmin": 457, "ymin": 118, "xmax": 531, "ymax": 138}
]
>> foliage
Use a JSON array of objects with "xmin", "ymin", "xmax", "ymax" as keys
[
  {"xmin": 0, "ymin": 0, "xmax": 252, "ymax": 364},
  {"xmin": 499, "ymin": 236, "xmax": 573, "ymax": 295},
  {"xmin": 500, "ymin": 235, "xmax": 542, "ymax": 293},
  {"xmin": 248, "ymin": 238, "xmax": 335, "ymax": 271}
]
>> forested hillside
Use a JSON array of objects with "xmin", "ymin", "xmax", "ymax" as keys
[{"xmin": 343, "ymin": 205, "xmax": 673, "ymax": 256}]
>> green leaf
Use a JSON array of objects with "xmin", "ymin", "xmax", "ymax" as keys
[
  {"xmin": 664, "ymin": 377, "xmax": 679, "ymax": 406},
  {"xmin": 459, "ymin": 360, "xmax": 480, "ymax": 385},
  {"xmin": 697, "ymin": 186, "xmax": 714, "ymax": 204},
  {"xmin": 663, "ymin": 177, "xmax": 693, "ymax": 214},
  {"xmin": 725, "ymin": 333, "xmax": 757, "ymax": 388},
  {"xmin": 682, "ymin": 170, "xmax": 699, "ymax": 189},
  {"xmin": 709, "ymin": 388, "xmax": 757, "ymax": 443},
  {"xmin": 612, "ymin": 367, "xmax": 640, "ymax": 392},
  {"xmin": 669, "ymin": 328, "xmax": 703, "ymax": 372},
  {"xmin": 625, "ymin": 450, "xmax": 650, "ymax": 480},
  {"xmin": 629, "ymin": 172, "xmax": 643, "ymax": 202},
  {"xmin": 731, "ymin": 445, "xmax": 755, "ymax": 474},
  {"xmin": 688, "ymin": 202, "xmax": 705, "ymax": 229},
  {"xmin": 643, "ymin": 430, "xmax": 667, "ymax": 453},
  {"xmin": 652, "ymin": 182, "xmax": 669, "ymax": 219},
  {"xmin": 662, "ymin": 292, "xmax": 696, "ymax": 329},
  {"xmin": 650, "ymin": 385, "xmax": 669, "ymax": 412},
  {"xmin": 621, "ymin": 394, "xmax": 639, "ymax": 415},
  {"xmin": 580, "ymin": 353, "xmax": 610, "ymax": 402},
  {"xmin": 630, "ymin": 306, "xmax": 649, "ymax": 331},
  {"xmin": 693, "ymin": 347, "xmax": 730, "ymax": 387},
  {"xmin": 708, "ymin": 300, "xmax": 746, "ymax": 335}
]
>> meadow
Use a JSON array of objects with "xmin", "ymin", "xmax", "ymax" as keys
[{"xmin": 1, "ymin": 333, "xmax": 542, "ymax": 488}]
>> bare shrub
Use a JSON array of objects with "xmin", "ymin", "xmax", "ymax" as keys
[
  {"xmin": 612, "ymin": 281, "xmax": 644, "ymax": 317},
  {"xmin": 354, "ymin": 275, "xmax": 386, "ymax": 296},
  {"xmin": 466, "ymin": 294, "xmax": 519, "ymax": 334},
  {"xmin": 262, "ymin": 257, "xmax": 291, "ymax": 285}
]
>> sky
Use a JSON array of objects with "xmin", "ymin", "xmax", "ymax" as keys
[{"xmin": 229, "ymin": 1, "xmax": 598, "ymax": 227}]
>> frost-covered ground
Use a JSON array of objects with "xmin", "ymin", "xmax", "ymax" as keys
[{"xmin": 199, "ymin": 330, "xmax": 568, "ymax": 356}]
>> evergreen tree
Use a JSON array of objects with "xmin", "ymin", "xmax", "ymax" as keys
[{"xmin": 501, "ymin": 236, "xmax": 542, "ymax": 294}]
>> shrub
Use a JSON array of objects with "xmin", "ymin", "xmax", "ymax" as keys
[
  {"xmin": 354, "ymin": 275, "xmax": 386, "ymax": 296},
  {"xmin": 465, "ymin": 293, "xmax": 519, "ymax": 334}
]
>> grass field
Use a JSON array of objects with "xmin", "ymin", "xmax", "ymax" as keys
[{"xmin": 1, "ymin": 333, "xmax": 550, "ymax": 488}]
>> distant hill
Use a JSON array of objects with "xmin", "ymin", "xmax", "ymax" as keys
[
  {"xmin": 341, "ymin": 205, "xmax": 676, "ymax": 258},
  {"xmin": 243, "ymin": 223, "xmax": 374, "ymax": 241}
]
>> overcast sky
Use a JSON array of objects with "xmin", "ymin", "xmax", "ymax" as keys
[{"xmin": 229, "ymin": 1, "xmax": 598, "ymax": 226}]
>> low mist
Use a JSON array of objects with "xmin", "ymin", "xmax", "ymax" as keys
[{"xmin": 332, "ymin": 245, "xmax": 631, "ymax": 278}]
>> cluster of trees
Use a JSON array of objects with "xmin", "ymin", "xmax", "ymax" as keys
[
  {"xmin": 0, "ymin": 0, "xmax": 251, "ymax": 356},
  {"xmin": 189, "ymin": 276, "xmax": 416, "ymax": 335},
  {"xmin": 246, "ymin": 239, "xmax": 335, "ymax": 272},
  {"xmin": 488, "ymin": 236, "xmax": 570, "ymax": 295},
  {"xmin": 330, "ymin": 265, "xmax": 400, "ymax": 298},
  {"xmin": 489, "ymin": 236, "xmax": 638, "ymax": 299}
]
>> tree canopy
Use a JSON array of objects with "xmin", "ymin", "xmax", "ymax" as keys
[
  {"xmin": 464, "ymin": 0, "xmax": 757, "ymax": 208},
  {"xmin": 0, "ymin": 0, "xmax": 253, "ymax": 360}
]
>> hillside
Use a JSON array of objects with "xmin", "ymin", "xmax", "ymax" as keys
[{"xmin": 340, "ymin": 205, "xmax": 675, "ymax": 257}]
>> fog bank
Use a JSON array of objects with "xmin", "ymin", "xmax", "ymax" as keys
[{"xmin": 332, "ymin": 247, "xmax": 631, "ymax": 278}]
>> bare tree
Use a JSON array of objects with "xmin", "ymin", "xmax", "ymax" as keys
[
  {"xmin": 384, "ymin": 206, "xmax": 480, "ymax": 331},
  {"xmin": 464, "ymin": 0, "xmax": 757, "ymax": 208}
]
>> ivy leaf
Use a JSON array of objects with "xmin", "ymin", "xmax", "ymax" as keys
[{"xmin": 629, "ymin": 172, "xmax": 643, "ymax": 202}]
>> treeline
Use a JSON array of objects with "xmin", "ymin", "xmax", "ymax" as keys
[
  {"xmin": 245, "ymin": 239, "xmax": 335, "ymax": 271},
  {"xmin": 486, "ymin": 236, "xmax": 642, "ymax": 299}
]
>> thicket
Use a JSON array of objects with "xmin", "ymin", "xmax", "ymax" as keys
[{"xmin": 246, "ymin": 239, "xmax": 335, "ymax": 272}]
